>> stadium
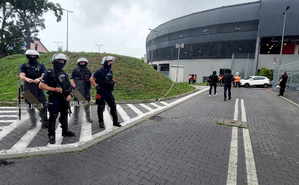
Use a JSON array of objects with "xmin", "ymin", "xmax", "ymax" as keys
[{"xmin": 146, "ymin": 0, "xmax": 299, "ymax": 83}]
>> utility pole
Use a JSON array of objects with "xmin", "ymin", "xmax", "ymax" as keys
[
  {"xmin": 175, "ymin": 43, "xmax": 184, "ymax": 83},
  {"xmin": 62, "ymin": 8, "xmax": 73, "ymax": 52}
]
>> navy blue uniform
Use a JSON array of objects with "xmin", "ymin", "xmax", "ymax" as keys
[
  {"xmin": 42, "ymin": 69, "xmax": 72, "ymax": 138},
  {"xmin": 93, "ymin": 64, "xmax": 118, "ymax": 127},
  {"xmin": 20, "ymin": 62, "xmax": 47, "ymax": 125},
  {"xmin": 71, "ymin": 66, "xmax": 92, "ymax": 122},
  {"xmin": 223, "ymin": 73, "xmax": 234, "ymax": 101}
]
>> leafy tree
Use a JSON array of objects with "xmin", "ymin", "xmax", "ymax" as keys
[{"xmin": 0, "ymin": 0, "xmax": 63, "ymax": 57}]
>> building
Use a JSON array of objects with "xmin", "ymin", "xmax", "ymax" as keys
[
  {"xmin": 29, "ymin": 39, "xmax": 49, "ymax": 53},
  {"xmin": 146, "ymin": 0, "xmax": 299, "ymax": 82}
]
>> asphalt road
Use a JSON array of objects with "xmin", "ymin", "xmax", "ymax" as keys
[{"xmin": 0, "ymin": 88, "xmax": 298, "ymax": 185}]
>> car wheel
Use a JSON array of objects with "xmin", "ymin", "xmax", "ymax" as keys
[
  {"xmin": 264, "ymin": 84, "xmax": 269, "ymax": 88},
  {"xmin": 245, "ymin": 83, "xmax": 250, "ymax": 88}
]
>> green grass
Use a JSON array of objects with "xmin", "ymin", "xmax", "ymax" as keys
[{"xmin": 0, "ymin": 52, "xmax": 195, "ymax": 102}]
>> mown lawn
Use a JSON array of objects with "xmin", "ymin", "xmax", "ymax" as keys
[{"xmin": 0, "ymin": 52, "xmax": 195, "ymax": 102}]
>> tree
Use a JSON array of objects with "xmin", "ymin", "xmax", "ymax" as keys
[
  {"xmin": 257, "ymin": 67, "xmax": 273, "ymax": 80},
  {"xmin": 0, "ymin": 0, "xmax": 63, "ymax": 57}
]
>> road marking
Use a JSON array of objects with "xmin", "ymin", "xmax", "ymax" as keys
[
  {"xmin": 234, "ymin": 98, "xmax": 239, "ymax": 121},
  {"xmin": 241, "ymin": 99, "xmax": 259, "ymax": 185},
  {"xmin": 0, "ymin": 115, "xmax": 29, "ymax": 141},
  {"xmin": 0, "ymin": 120, "xmax": 13, "ymax": 124},
  {"xmin": 79, "ymin": 108, "xmax": 92, "ymax": 143},
  {"xmin": 104, "ymin": 106, "xmax": 113, "ymax": 131},
  {"xmin": 117, "ymin": 105, "xmax": 130, "ymax": 122},
  {"xmin": 150, "ymin": 103, "xmax": 160, "ymax": 108},
  {"xmin": 0, "ymin": 107, "xmax": 18, "ymax": 110},
  {"xmin": 226, "ymin": 98, "xmax": 239, "ymax": 185},
  {"xmin": 0, "ymin": 110, "xmax": 18, "ymax": 114},
  {"xmin": 0, "ymin": 115, "xmax": 18, "ymax": 119},
  {"xmin": 11, "ymin": 121, "xmax": 42, "ymax": 152},
  {"xmin": 241, "ymin": 99, "xmax": 247, "ymax": 123},
  {"xmin": 159, "ymin": 101, "xmax": 168, "ymax": 106},
  {"xmin": 226, "ymin": 127, "xmax": 238, "ymax": 185},
  {"xmin": 139, "ymin": 104, "xmax": 153, "ymax": 111},
  {"xmin": 127, "ymin": 104, "xmax": 143, "ymax": 116}
]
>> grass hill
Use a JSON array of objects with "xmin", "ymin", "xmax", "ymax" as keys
[{"xmin": 0, "ymin": 52, "xmax": 194, "ymax": 102}]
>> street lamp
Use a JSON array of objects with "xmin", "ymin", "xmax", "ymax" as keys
[
  {"xmin": 175, "ymin": 43, "xmax": 184, "ymax": 83},
  {"xmin": 62, "ymin": 8, "xmax": 74, "ymax": 52},
  {"xmin": 276, "ymin": 5, "xmax": 290, "ymax": 83}
]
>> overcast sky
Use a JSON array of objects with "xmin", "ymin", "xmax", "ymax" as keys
[{"xmin": 39, "ymin": 0, "xmax": 257, "ymax": 58}]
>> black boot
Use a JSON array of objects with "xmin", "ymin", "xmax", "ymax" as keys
[
  {"xmin": 62, "ymin": 131, "xmax": 76, "ymax": 137},
  {"xmin": 99, "ymin": 121, "xmax": 105, "ymax": 129},
  {"xmin": 113, "ymin": 122, "xmax": 122, "ymax": 127},
  {"xmin": 49, "ymin": 135, "xmax": 55, "ymax": 144}
]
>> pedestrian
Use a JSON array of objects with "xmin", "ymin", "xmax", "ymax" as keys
[
  {"xmin": 39, "ymin": 53, "xmax": 75, "ymax": 144},
  {"xmin": 218, "ymin": 74, "xmax": 224, "ymax": 87},
  {"xmin": 278, "ymin": 72, "xmax": 288, "ymax": 96},
  {"xmin": 188, "ymin": 74, "xmax": 192, "ymax": 84},
  {"xmin": 19, "ymin": 50, "xmax": 48, "ymax": 128},
  {"xmin": 223, "ymin": 69, "xmax": 234, "ymax": 101},
  {"xmin": 91, "ymin": 56, "xmax": 121, "ymax": 129},
  {"xmin": 70, "ymin": 57, "xmax": 93, "ymax": 123},
  {"xmin": 208, "ymin": 71, "xmax": 218, "ymax": 96},
  {"xmin": 194, "ymin": 74, "xmax": 197, "ymax": 84},
  {"xmin": 234, "ymin": 72, "xmax": 241, "ymax": 88}
]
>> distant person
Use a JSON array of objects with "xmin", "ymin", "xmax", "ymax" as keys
[
  {"xmin": 223, "ymin": 70, "xmax": 234, "ymax": 101},
  {"xmin": 188, "ymin": 74, "xmax": 193, "ymax": 84},
  {"xmin": 208, "ymin": 71, "xmax": 218, "ymax": 96},
  {"xmin": 218, "ymin": 74, "xmax": 224, "ymax": 87},
  {"xmin": 278, "ymin": 72, "xmax": 288, "ymax": 96},
  {"xmin": 234, "ymin": 72, "xmax": 241, "ymax": 88},
  {"xmin": 194, "ymin": 74, "xmax": 197, "ymax": 84}
]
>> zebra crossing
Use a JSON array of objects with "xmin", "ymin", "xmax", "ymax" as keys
[{"xmin": 0, "ymin": 101, "xmax": 171, "ymax": 156}]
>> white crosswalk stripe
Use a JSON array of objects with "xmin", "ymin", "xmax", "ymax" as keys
[
  {"xmin": 0, "ymin": 115, "xmax": 18, "ymax": 118},
  {"xmin": 0, "ymin": 120, "xmax": 14, "ymax": 124},
  {"xmin": 150, "ymin": 103, "xmax": 161, "ymax": 108},
  {"xmin": 79, "ymin": 108, "xmax": 92, "ymax": 143},
  {"xmin": 139, "ymin": 104, "xmax": 153, "ymax": 112},
  {"xmin": 11, "ymin": 121, "xmax": 42, "ymax": 152},
  {"xmin": 104, "ymin": 106, "xmax": 113, "ymax": 131},
  {"xmin": 127, "ymin": 104, "xmax": 143, "ymax": 116},
  {"xmin": 117, "ymin": 105, "xmax": 130, "ymax": 122}
]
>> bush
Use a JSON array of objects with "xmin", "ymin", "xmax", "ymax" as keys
[{"xmin": 257, "ymin": 68, "xmax": 273, "ymax": 80}]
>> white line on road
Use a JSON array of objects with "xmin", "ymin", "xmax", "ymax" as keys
[
  {"xmin": 234, "ymin": 98, "xmax": 239, "ymax": 121},
  {"xmin": 241, "ymin": 99, "xmax": 247, "ymax": 123},
  {"xmin": 0, "ymin": 115, "xmax": 18, "ymax": 119},
  {"xmin": 150, "ymin": 103, "xmax": 160, "ymax": 109},
  {"xmin": 127, "ymin": 104, "xmax": 143, "ymax": 116},
  {"xmin": 159, "ymin": 101, "xmax": 169, "ymax": 106},
  {"xmin": 116, "ymin": 105, "xmax": 130, "ymax": 122},
  {"xmin": 0, "ymin": 120, "xmax": 13, "ymax": 124},
  {"xmin": 79, "ymin": 108, "xmax": 92, "ymax": 143},
  {"xmin": 0, "ymin": 110, "xmax": 18, "ymax": 114},
  {"xmin": 11, "ymin": 121, "xmax": 42, "ymax": 152},
  {"xmin": 104, "ymin": 106, "xmax": 113, "ymax": 131},
  {"xmin": 241, "ymin": 99, "xmax": 259, "ymax": 185},
  {"xmin": 139, "ymin": 104, "xmax": 153, "ymax": 112},
  {"xmin": 226, "ymin": 127, "xmax": 238, "ymax": 185},
  {"xmin": 0, "ymin": 115, "xmax": 29, "ymax": 141}
]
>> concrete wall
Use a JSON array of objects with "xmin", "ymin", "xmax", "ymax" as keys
[
  {"xmin": 258, "ymin": 54, "xmax": 299, "ymax": 69},
  {"xmin": 152, "ymin": 58, "xmax": 255, "ymax": 82}
]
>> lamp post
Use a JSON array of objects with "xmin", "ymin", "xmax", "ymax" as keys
[
  {"xmin": 276, "ymin": 5, "xmax": 290, "ymax": 82},
  {"xmin": 62, "ymin": 8, "xmax": 73, "ymax": 52},
  {"xmin": 175, "ymin": 43, "xmax": 184, "ymax": 83}
]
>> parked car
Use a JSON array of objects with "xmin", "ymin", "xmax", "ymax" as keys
[{"xmin": 240, "ymin": 76, "xmax": 271, "ymax": 88}]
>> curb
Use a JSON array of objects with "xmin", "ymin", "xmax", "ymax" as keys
[
  {"xmin": 279, "ymin": 96, "xmax": 299, "ymax": 109},
  {"xmin": 0, "ymin": 87, "xmax": 209, "ymax": 160}
]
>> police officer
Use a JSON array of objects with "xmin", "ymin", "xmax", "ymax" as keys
[
  {"xmin": 39, "ymin": 53, "xmax": 75, "ymax": 144},
  {"xmin": 91, "ymin": 56, "xmax": 121, "ymax": 128},
  {"xmin": 19, "ymin": 50, "xmax": 48, "ymax": 128},
  {"xmin": 70, "ymin": 57, "xmax": 92, "ymax": 123}
]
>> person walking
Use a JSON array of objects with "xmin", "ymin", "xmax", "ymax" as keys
[
  {"xmin": 278, "ymin": 72, "xmax": 288, "ymax": 96},
  {"xmin": 39, "ymin": 53, "xmax": 75, "ymax": 144},
  {"xmin": 91, "ymin": 56, "xmax": 121, "ymax": 129},
  {"xmin": 70, "ymin": 57, "xmax": 93, "ymax": 123},
  {"xmin": 19, "ymin": 50, "xmax": 48, "ymax": 128},
  {"xmin": 208, "ymin": 71, "xmax": 218, "ymax": 96},
  {"xmin": 223, "ymin": 69, "xmax": 234, "ymax": 101},
  {"xmin": 234, "ymin": 72, "xmax": 241, "ymax": 88}
]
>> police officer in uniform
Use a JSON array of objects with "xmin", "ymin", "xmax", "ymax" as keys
[
  {"xmin": 70, "ymin": 57, "xmax": 92, "ymax": 123},
  {"xmin": 39, "ymin": 53, "xmax": 75, "ymax": 144},
  {"xmin": 19, "ymin": 50, "xmax": 48, "ymax": 128},
  {"xmin": 91, "ymin": 56, "xmax": 121, "ymax": 128}
]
